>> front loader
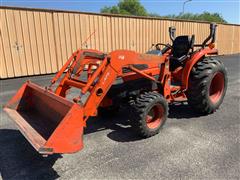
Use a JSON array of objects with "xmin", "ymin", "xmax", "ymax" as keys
[{"xmin": 4, "ymin": 23, "xmax": 227, "ymax": 155}]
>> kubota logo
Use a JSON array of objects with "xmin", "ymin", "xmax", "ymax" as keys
[
  {"xmin": 102, "ymin": 72, "xmax": 110, "ymax": 85},
  {"xmin": 118, "ymin": 55, "xmax": 125, "ymax": 60}
]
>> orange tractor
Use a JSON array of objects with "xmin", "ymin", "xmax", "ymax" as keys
[{"xmin": 4, "ymin": 23, "xmax": 227, "ymax": 155}]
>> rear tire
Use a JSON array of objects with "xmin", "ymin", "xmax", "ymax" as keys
[
  {"xmin": 187, "ymin": 57, "xmax": 227, "ymax": 114},
  {"xmin": 129, "ymin": 92, "xmax": 168, "ymax": 138}
]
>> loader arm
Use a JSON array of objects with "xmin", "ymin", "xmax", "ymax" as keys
[
  {"xmin": 52, "ymin": 50, "xmax": 169, "ymax": 117},
  {"xmin": 4, "ymin": 49, "xmax": 169, "ymax": 155}
]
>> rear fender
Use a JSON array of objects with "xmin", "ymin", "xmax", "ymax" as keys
[{"xmin": 181, "ymin": 48, "xmax": 218, "ymax": 89}]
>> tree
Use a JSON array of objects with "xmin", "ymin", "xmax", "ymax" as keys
[
  {"xmin": 148, "ymin": 12, "xmax": 161, "ymax": 17},
  {"xmin": 101, "ymin": 6, "xmax": 121, "ymax": 14},
  {"xmin": 162, "ymin": 12, "xmax": 227, "ymax": 23},
  {"xmin": 101, "ymin": 0, "xmax": 148, "ymax": 16},
  {"xmin": 101, "ymin": 1, "xmax": 227, "ymax": 23}
]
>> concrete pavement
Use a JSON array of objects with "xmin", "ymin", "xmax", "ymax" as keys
[{"xmin": 0, "ymin": 54, "xmax": 239, "ymax": 179}]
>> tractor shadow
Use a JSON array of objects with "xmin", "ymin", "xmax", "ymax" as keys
[
  {"xmin": 0, "ymin": 104, "xmax": 204, "ymax": 180},
  {"xmin": 168, "ymin": 102, "xmax": 203, "ymax": 119},
  {"xmin": 84, "ymin": 110, "xmax": 142, "ymax": 142},
  {"xmin": 85, "ymin": 103, "xmax": 203, "ymax": 143},
  {"xmin": 0, "ymin": 104, "xmax": 204, "ymax": 179},
  {"xmin": 0, "ymin": 129, "xmax": 61, "ymax": 180}
]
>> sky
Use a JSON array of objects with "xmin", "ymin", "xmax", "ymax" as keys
[{"xmin": 1, "ymin": 0, "xmax": 240, "ymax": 24}]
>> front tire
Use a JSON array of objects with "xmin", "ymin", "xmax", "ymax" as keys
[
  {"xmin": 187, "ymin": 57, "xmax": 227, "ymax": 114},
  {"xmin": 129, "ymin": 92, "xmax": 168, "ymax": 138}
]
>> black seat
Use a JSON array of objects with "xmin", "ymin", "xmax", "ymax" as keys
[
  {"xmin": 172, "ymin": 35, "xmax": 194, "ymax": 58},
  {"xmin": 170, "ymin": 35, "xmax": 195, "ymax": 71}
]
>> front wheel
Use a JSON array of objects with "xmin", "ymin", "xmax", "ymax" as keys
[
  {"xmin": 187, "ymin": 57, "xmax": 228, "ymax": 114},
  {"xmin": 129, "ymin": 92, "xmax": 168, "ymax": 138}
]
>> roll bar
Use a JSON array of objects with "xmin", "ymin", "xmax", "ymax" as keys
[
  {"xmin": 201, "ymin": 23, "xmax": 217, "ymax": 47},
  {"xmin": 168, "ymin": 23, "xmax": 217, "ymax": 48},
  {"xmin": 169, "ymin": 26, "xmax": 176, "ymax": 41}
]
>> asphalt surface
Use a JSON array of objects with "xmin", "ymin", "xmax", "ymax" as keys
[{"xmin": 0, "ymin": 54, "xmax": 239, "ymax": 180}]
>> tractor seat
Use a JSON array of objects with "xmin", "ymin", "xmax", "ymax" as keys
[
  {"xmin": 170, "ymin": 35, "xmax": 195, "ymax": 71},
  {"xmin": 172, "ymin": 35, "xmax": 195, "ymax": 58}
]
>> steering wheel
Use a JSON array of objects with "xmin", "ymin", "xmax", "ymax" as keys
[{"xmin": 155, "ymin": 43, "xmax": 173, "ymax": 50}]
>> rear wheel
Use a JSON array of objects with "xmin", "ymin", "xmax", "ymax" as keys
[
  {"xmin": 129, "ymin": 92, "xmax": 168, "ymax": 138},
  {"xmin": 187, "ymin": 57, "xmax": 227, "ymax": 114}
]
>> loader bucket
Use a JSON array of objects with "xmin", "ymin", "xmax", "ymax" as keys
[{"xmin": 3, "ymin": 81, "xmax": 85, "ymax": 155}]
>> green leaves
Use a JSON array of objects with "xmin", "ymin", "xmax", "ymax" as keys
[
  {"xmin": 100, "ymin": 0, "xmax": 148, "ymax": 16},
  {"xmin": 162, "ymin": 12, "xmax": 227, "ymax": 23},
  {"xmin": 100, "ymin": 1, "xmax": 227, "ymax": 23}
]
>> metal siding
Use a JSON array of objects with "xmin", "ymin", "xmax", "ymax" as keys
[
  {"xmin": 27, "ymin": 11, "xmax": 41, "ymax": 74},
  {"xmin": 58, "ymin": 13, "xmax": 68, "ymax": 65},
  {"xmin": 233, "ymin": 26, "xmax": 240, "ymax": 53},
  {"xmin": 0, "ymin": 21, "xmax": 7, "ymax": 78},
  {"xmin": 40, "ymin": 12, "xmax": 52, "ymax": 73},
  {"xmin": 106, "ymin": 16, "xmax": 112, "ymax": 52},
  {"xmin": 0, "ymin": 7, "xmax": 239, "ymax": 78},
  {"xmin": 34, "ymin": 11, "xmax": 46, "ymax": 74},
  {"xmin": 69, "ymin": 13, "xmax": 77, "ymax": 52},
  {"xmin": 74, "ymin": 14, "xmax": 81, "ymax": 51},
  {"xmin": 20, "ymin": 11, "xmax": 34, "ymax": 75},
  {"xmin": 53, "ymin": 13, "xmax": 63, "ymax": 68},
  {"xmin": 5, "ymin": 9, "xmax": 22, "ymax": 77},
  {"xmin": 63, "ymin": 13, "xmax": 73, "ymax": 58},
  {"xmin": 13, "ymin": 10, "xmax": 28, "ymax": 76},
  {"xmin": 80, "ymin": 14, "xmax": 89, "ymax": 49},
  {"xmin": 1, "ymin": 9, "xmax": 14, "ymax": 78}
]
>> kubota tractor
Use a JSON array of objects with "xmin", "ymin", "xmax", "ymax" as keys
[{"xmin": 4, "ymin": 23, "xmax": 227, "ymax": 155}]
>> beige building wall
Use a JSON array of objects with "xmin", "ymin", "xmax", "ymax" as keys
[{"xmin": 0, "ymin": 7, "xmax": 239, "ymax": 78}]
